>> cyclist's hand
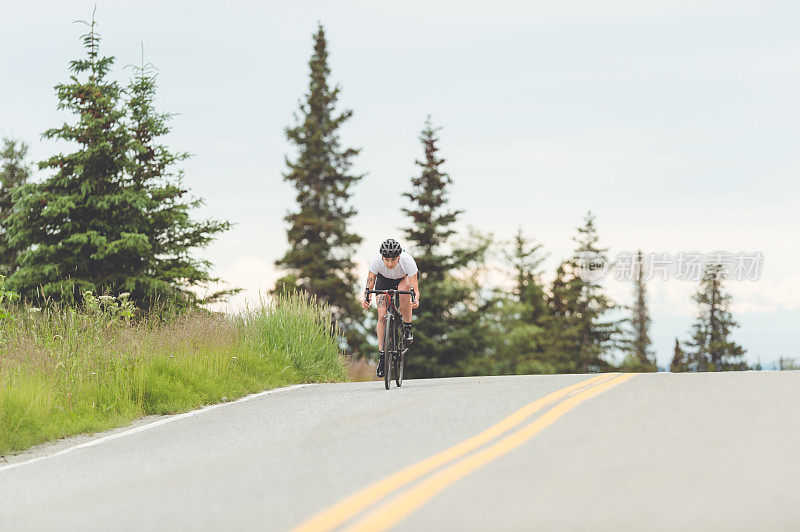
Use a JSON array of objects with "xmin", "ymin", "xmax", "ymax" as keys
[
  {"xmin": 362, "ymin": 298, "xmax": 371, "ymax": 310},
  {"xmin": 411, "ymin": 297, "xmax": 420, "ymax": 309}
]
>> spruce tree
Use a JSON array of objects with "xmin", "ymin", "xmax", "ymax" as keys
[
  {"xmin": 544, "ymin": 212, "xmax": 620, "ymax": 372},
  {"xmin": 401, "ymin": 117, "xmax": 488, "ymax": 377},
  {"xmin": 6, "ymin": 17, "xmax": 133, "ymax": 302},
  {"xmin": 125, "ymin": 52, "xmax": 233, "ymax": 306},
  {"xmin": 6, "ymin": 18, "xmax": 231, "ymax": 307},
  {"xmin": 0, "ymin": 138, "xmax": 31, "ymax": 276},
  {"xmin": 684, "ymin": 263, "xmax": 748, "ymax": 371},
  {"xmin": 621, "ymin": 249, "xmax": 657, "ymax": 371},
  {"xmin": 543, "ymin": 261, "xmax": 585, "ymax": 371},
  {"xmin": 494, "ymin": 228, "xmax": 551, "ymax": 374},
  {"xmin": 507, "ymin": 227, "xmax": 548, "ymax": 324},
  {"xmin": 670, "ymin": 338, "xmax": 691, "ymax": 372},
  {"xmin": 275, "ymin": 24, "xmax": 363, "ymax": 331},
  {"xmin": 401, "ymin": 117, "xmax": 461, "ymax": 281}
]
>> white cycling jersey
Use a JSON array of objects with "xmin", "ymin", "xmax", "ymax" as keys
[{"xmin": 368, "ymin": 251, "xmax": 418, "ymax": 280}]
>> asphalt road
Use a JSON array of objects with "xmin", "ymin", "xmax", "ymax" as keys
[{"xmin": 2, "ymin": 371, "xmax": 799, "ymax": 531}]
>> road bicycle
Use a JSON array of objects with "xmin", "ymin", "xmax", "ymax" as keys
[{"xmin": 365, "ymin": 288, "xmax": 416, "ymax": 390}]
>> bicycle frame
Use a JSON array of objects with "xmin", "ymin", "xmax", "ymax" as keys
[{"xmin": 366, "ymin": 288, "xmax": 415, "ymax": 389}]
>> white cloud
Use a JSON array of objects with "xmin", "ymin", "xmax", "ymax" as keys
[
  {"xmin": 728, "ymin": 274, "xmax": 800, "ymax": 314},
  {"xmin": 609, "ymin": 274, "xmax": 800, "ymax": 317}
]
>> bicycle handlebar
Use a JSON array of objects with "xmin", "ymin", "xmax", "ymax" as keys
[{"xmin": 365, "ymin": 288, "xmax": 416, "ymax": 303}]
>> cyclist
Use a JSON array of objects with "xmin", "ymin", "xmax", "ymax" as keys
[{"xmin": 362, "ymin": 238, "xmax": 420, "ymax": 377}]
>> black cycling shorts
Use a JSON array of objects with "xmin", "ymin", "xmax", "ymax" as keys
[{"xmin": 374, "ymin": 273, "xmax": 404, "ymax": 291}]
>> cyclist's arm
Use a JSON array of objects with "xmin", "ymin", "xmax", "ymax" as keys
[
  {"xmin": 408, "ymin": 273, "xmax": 420, "ymax": 301},
  {"xmin": 364, "ymin": 272, "xmax": 377, "ymax": 301}
]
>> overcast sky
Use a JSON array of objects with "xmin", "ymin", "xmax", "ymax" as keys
[{"xmin": 2, "ymin": 1, "xmax": 798, "ymax": 368}]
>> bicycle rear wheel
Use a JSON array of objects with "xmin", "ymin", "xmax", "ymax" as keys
[{"xmin": 383, "ymin": 314, "xmax": 392, "ymax": 390}]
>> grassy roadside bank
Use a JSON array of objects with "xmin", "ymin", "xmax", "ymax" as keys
[{"xmin": 0, "ymin": 292, "xmax": 346, "ymax": 455}]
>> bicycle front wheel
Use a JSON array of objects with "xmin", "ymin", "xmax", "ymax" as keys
[
  {"xmin": 395, "ymin": 346, "xmax": 404, "ymax": 387},
  {"xmin": 383, "ymin": 314, "xmax": 392, "ymax": 390}
]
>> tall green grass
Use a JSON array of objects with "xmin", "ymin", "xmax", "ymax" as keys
[{"xmin": 0, "ymin": 292, "xmax": 346, "ymax": 455}]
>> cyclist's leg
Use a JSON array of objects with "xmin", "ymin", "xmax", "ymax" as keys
[
  {"xmin": 376, "ymin": 294, "xmax": 387, "ymax": 351},
  {"xmin": 374, "ymin": 274, "xmax": 400, "ymax": 351},
  {"xmin": 397, "ymin": 276, "xmax": 412, "ymax": 323}
]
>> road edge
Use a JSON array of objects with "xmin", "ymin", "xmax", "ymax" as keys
[{"xmin": 0, "ymin": 383, "xmax": 315, "ymax": 473}]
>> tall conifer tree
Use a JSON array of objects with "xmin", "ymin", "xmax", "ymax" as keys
[
  {"xmin": 125, "ymin": 52, "xmax": 233, "ymax": 306},
  {"xmin": 0, "ymin": 138, "xmax": 31, "ymax": 276},
  {"xmin": 507, "ymin": 228, "xmax": 548, "ymax": 324},
  {"xmin": 401, "ymin": 117, "xmax": 488, "ymax": 377},
  {"xmin": 684, "ymin": 263, "xmax": 748, "ymax": 371},
  {"xmin": 670, "ymin": 338, "xmax": 691, "ymax": 372},
  {"xmin": 7, "ymin": 16, "xmax": 133, "ymax": 301},
  {"xmin": 276, "ymin": 24, "xmax": 363, "ymax": 331},
  {"xmin": 572, "ymin": 211, "xmax": 621, "ymax": 371},
  {"xmin": 401, "ymin": 117, "xmax": 461, "ymax": 281},
  {"xmin": 7, "ymin": 17, "xmax": 231, "ymax": 307},
  {"xmin": 543, "ymin": 261, "xmax": 584, "ymax": 371},
  {"xmin": 544, "ymin": 212, "xmax": 620, "ymax": 372},
  {"xmin": 621, "ymin": 249, "xmax": 657, "ymax": 371},
  {"xmin": 494, "ymin": 228, "xmax": 551, "ymax": 374}
]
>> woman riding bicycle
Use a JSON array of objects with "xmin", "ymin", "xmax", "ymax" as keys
[{"xmin": 362, "ymin": 238, "xmax": 421, "ymax": 377}]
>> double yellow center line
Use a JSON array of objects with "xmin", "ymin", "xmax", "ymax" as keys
[{"xmin": 292, "ymin": 373, "xmax": 635, "ymax": 532}]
